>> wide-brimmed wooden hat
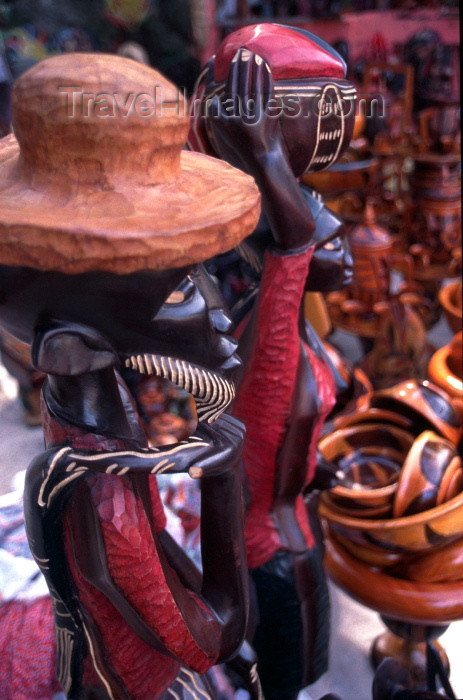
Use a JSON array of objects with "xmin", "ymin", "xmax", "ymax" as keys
[{"xmin": 0, "ymin": 53, "xmax": 260, "ymax": 274}]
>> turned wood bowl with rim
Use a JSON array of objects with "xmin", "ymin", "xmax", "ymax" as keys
[
  {"xmin": 319, "ymin": 488, "xmax": 463, "ymax": 554},
  {"xmin": 393, "ymin": 430, "xmax": 463, "ymax": 518},
  {"xmin": 324, "ymin": 535, "xmax": 463, "ymax": 625},
  {"xmin": 438, "ymin": 280, "xmax": 462, "ymax": 334},
  {"xmin": 354, "ymin": 379, "xmax": 462, "ymax": 446},
  {"xmin": 318, "ymin": 423, "xmax": 414, "ymax": 510},
  {"xmin": 427, "ymin": 331, "xmax": 463, "ymax": 404}
]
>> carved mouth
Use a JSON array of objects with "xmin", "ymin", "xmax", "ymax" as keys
[
  {"xmin": 312, "ymin": 128, "xmax": 343, "ymax": 166},
  {"xmin": 343, "ymin": 267, "xmax": 354, "ymax": 286},
  {"xmin": 306, "ymin": 84, "xmax": 355, "ymax": 172},
  {"xmin": 124, "ymin": 353, "xmax": 235, "ymax": 424}
]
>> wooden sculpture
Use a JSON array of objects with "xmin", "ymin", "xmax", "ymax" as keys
[
  {"xmin": 428, "ymin": 331, "xmax": 463, "ymax": 414},
  {"xmin": 362, "ymin": 61, "xmax": 414, "ymax": 155},
  {"xmin": 0, "ymin": 53, "xmax": 261, "ymax": 699},
  {"xmin": 438, "ymin": 280, "xmax": 462, "ymax": 335},
  {"xmin": 189, "ymin": 24, "xmax": 356, "ymax": 699},
  {"xmin": 326, "ymin": 202, "xmax": 432, "ymax": 388},
  {"xmin": 403, "ymin": 29, "xmax": 458, "ymax": 113},
  {"xmin": 406, "ymin": 98, "xmax": 461, "ymax": 322}
]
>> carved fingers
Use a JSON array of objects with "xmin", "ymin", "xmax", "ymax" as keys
[
  {"xmin": 188, "ymin": 413, "xmax": 245, "ymax": 479},
  {"xmin": 226, "ymin": 49, "xmax": 273, "ymax": 126},
  {"xmin": 209, "ymin": 49, "xmax": 280, "ymax": 163},
  {"xmin": 34, "ymin": 416, "xmax": 245, "ymax": 510}
]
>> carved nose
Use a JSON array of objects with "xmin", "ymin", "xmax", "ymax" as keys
[
  {"xmin": 209, "ymin": 308, "xmax": 233, "ymax": 333},
  {"xmin": 345, "ymin": 249, "xmax": 354, "ymax": 269}
]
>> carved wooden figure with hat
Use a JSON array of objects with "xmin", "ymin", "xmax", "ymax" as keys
[{"xmin": 0, "ymin": 52, "xmax": 261, "ymax": 699}]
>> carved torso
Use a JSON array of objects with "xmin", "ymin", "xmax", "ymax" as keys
[
  {"xmin": 25, "ymin": 393, "xmax": 220, "ymax": 700},
  {"xmin": 233, "ymin": 247, "xmax": 336, "ymax": 568}
]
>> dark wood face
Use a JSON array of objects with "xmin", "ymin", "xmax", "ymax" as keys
[
  {"xmin": 240, "ymin": 187, "xmax": 353, "ymax": 293},
  {"xmin": 307, "ymin": 230, "xmax": 353, "ymax": 293},
  {"xmin": 0, "ymin": 264, "xmax": 239, "ymax": 377},
  {"xmin": 277, "ymin": 78, "xmax": 356, "ymax": 176}
]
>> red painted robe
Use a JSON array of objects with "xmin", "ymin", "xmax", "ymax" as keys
[
  {"xmin": 233, "ymin": 247, "xmax": 336, "ymax": 569},
  {"xmin": 42, "ymin": 410, "xmax": 219, "ymax": 699}
]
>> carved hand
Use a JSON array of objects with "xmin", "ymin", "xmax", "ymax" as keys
[
  {"xmin": 188, "ymin": 412, "xmax": 245, "ymax": 478},
  {"xmin": 209, "ymin": 49, "xmax": 283, "ymax": 171},
  {"xmin": 209, "ymin": 48, "xmax": 315, "ymax": 251},
  {"xmin": 32, "ymin": 414, "xmax": 245, "ymax": 511}
]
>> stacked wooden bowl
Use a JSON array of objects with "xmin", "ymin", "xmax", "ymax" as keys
[
  {"xmin": 438, "ymin": 280, "xmax": 462, "ymax": 334},
  {"xmin": 319, "ymin": 381, "xmax": 463, "ymax": 628}
]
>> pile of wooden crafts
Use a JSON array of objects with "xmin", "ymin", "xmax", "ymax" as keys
[{"xmin": 318, "ymin": 378, "xmax": 463, "ymax": 626}]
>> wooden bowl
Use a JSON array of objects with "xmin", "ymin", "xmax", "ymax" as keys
[
  {"xmin": 355, "ymin": 380, "xmax": 463, "ymax": 446},
  {"xmin": 302, "ymin": 157, "xmax": 380, "ymax": 195},
  {"xmin": 322, "ymin": 492, "xmax": 392, "ymax": 519},
  {"xmin": 428, "ymin": 331, "xmax": 463, "ymax": 401},
  {"xmin": 401, "ymin": 537, "xmax": 463, "ymax": 583},
  {"xmin": 324, "ymin": 536, "xmax": 463, "ymax": 625},
  {"xmin": 318, "ymin": 423, "xmax": 414, "ymax": 509},
  {"xmin": 319, "ymin": 489, "xmax": 463, "ymax": 553},
  {"xmin": 438, "ymin": 280, "xmax": 462, "ymax": 333},
  {"xmin": 327, "ymin": 528, "xmax": 403, "ymax": 568},
  {"xmin": 334, "ymin": 406, "xmax": 414, "ymax": 433},
  {"xmin": 393, "ymin": 430, "xmax": 463, "ymax": 517}
]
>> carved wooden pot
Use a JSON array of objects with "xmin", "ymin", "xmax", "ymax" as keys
[
  {"xmin": 318, "ymin": 423, "xmax": 414, "ymax": 514},
  {"xmin": 354, "ymin": 380, "xmax": 462, "ymax": 447},
  {"xmin": 320, "ymin": 422, "xmax": 463, "ymax": 569},
  {"xmin": 320, "ymin": 486, "xmax": 463, "ymax": 556},
  {"xmin": 393, "ymin": 430, "xmax": 463, "ymax": 518},
  {"xmin": 324, "ymin": 534, "xmax": 463, "ymax": 626},
  {"xmin": 321, "ymin": 483, "xmax": 463, "ymax": 688},
  {"xmin": 428, "ymin": 332, "xmax": 463, "ymax": 414},
  {"xmin": 323, "ymin": 534, "xmax": 463, "ymax": 689},
  {"xmin": 349, "ymin": 208, "xmax": 393, "ymax": 308},
  {"xmin": 438, "ymin": 280, "xmax": 462, "ymax": 334}
]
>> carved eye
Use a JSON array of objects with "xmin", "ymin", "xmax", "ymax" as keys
[
  {"xmin": 323, "ymin": 241, "xmax": 336, "ymax": 251},
  {"xmin": 164, "ymin": 276, "xmax": 195, "ymax": 305},
  {"xmin": 165, "ymin": 290, "xmax": 186, "ymax": 304}
]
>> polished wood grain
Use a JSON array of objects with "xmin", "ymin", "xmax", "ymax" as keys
[
  {"xmin": 320, "ymin": 489, "xmax": 463, "ymax": 553},
  {"xmin": 428, "ymin": 332, "xmax": 463, "ymax": 407},
  {"xmin": 324, "ymin": 536, "xmax": 463, "ymax": 625},
  {"xmin": 393, "ymin": 430, "xmax": 463, "ymax": 518},
  {"xmin": 402, "ymin": 537, "xmax": 463, "ymax": 583},
  {"xmin": 438, "ymin": 281, "xmax": 462, "ymax": 334}
]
